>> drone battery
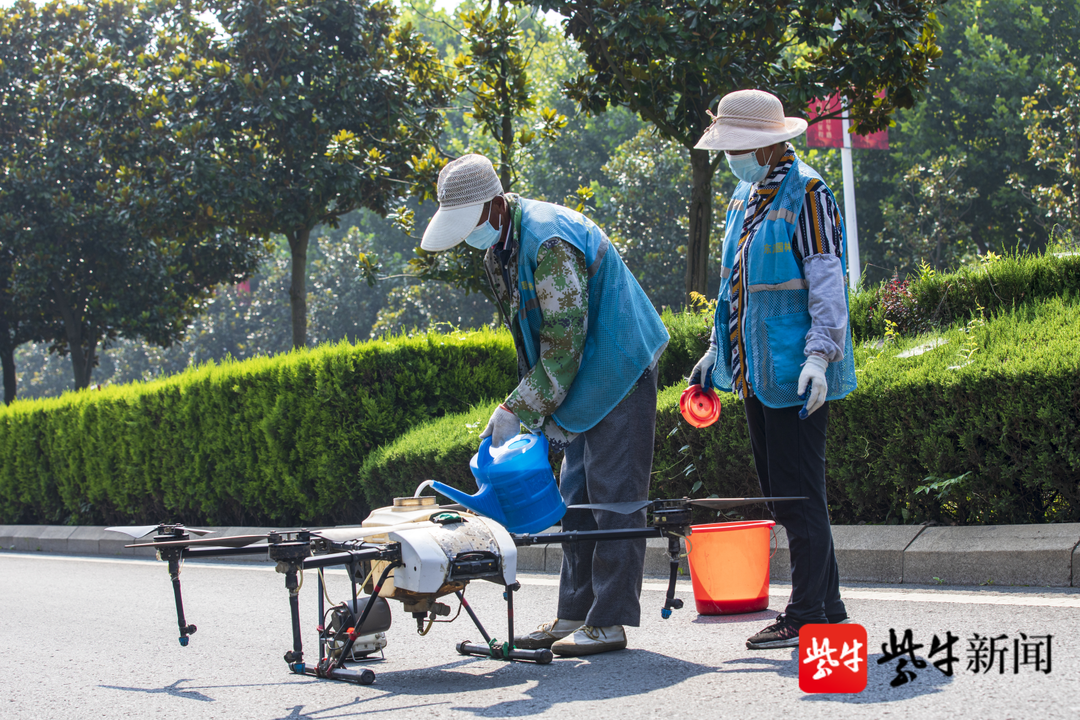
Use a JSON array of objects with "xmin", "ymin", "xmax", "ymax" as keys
[{"xmin": 330, "ymin": 596, "xmax": 393, "ymax": 636}]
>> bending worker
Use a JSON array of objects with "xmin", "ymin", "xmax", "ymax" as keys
[
  {"xmin": 420, "ymin": 154, "xmax": 668, "ymax": 656},
  {"xmin": 689, "ymin": 90, "xmax": 857, "ymax": 649}
]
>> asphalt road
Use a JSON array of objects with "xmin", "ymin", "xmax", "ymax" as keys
[{"xmin": 1, "ymin": 552, "xmax": 1078, "ymax": 719}]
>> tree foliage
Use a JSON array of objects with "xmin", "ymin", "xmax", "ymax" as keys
[
  {"xmin": 191, "ymin": 0, "xmax": 453, "ymax": 349},
  {"xmin": 877, "ymin": 154, "xmax": 979, "ymax": 274},
  {"xmin": 525, "ymin": 0, "xmax": 943, "ymax": 303},
  {"xmin": 0, "ymin": 0, "xmax": 262, "ymax": 395},
  {"xmin": 855, "ymin": 0, "xmax": 1080, "ymax": 280},
  {"xmin": 1012, "ymin": 63, "xmax": 1080, "ymax": 243}
]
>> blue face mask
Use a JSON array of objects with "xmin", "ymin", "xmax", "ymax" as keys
[
  {"xmin": 726, "ymin": 150, "xmax": 771, "ymax": 184},
  {"xmin": 465, "ymin": 211, "xmax": 502, "ymax": 250}
]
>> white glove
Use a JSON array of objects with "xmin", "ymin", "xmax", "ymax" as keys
[
  {"xmin": 480, "ymin": 405, "xmax": 521, "ymax": 448},
  {"xmin": 797, "ymin": 355, "xmax": 829, "ymax": 418},
  {"xmin": 689, "ymin": 329, "xmax": 719, "ymax": 387}
]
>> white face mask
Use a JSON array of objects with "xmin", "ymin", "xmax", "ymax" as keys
[
  {"xmin": 465, "ymin": 209, "xmax": 502, "ymax": 250},
  {"xmin": 725, "ymin": 149, "xmax": 772, "ymax": 184}
]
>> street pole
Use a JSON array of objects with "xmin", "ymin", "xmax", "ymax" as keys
[{"xmin": 840, "ymin": 107, "xmax": 862, "ymax": 290}]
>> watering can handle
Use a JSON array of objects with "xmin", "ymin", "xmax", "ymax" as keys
[{"xmin": 476, "ymin": 435, "xmax": 493, "ymax": 471}]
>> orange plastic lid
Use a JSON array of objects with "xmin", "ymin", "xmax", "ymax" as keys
[{"xmin": 680, "ymin": 384, "xmax": 721, "ymax": 428}]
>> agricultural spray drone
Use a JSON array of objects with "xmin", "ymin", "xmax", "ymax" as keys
[{"xmin": 107, "ymin": 493, "xmax": 799, "ymax": 686}]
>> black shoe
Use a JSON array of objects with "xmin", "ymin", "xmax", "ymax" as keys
[
  {"xmin": 746, "ymin": 614, "xmax": 802, "ymax": 649},
  {"xmin": 827, "ymin": 614, "xmax": 850, "ymax": 624}
]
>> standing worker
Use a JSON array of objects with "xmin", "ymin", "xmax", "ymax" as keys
[
  {"xmin": 420, "ymin": 154, "xmax": 669, "ymax": 656},
  {"xmin": 689, "ymin": 90, "xmax": 857, "ymax": 649}
]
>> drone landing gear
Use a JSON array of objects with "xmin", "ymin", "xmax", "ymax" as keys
[
  {"xmin": 455, "ymin": 583, "xmax": 553, "ymax": 664},
  {"xmin": 289, "ymin": 556, "xmax": 401, "ymax": 686},
  {"xmin": 159, "ymin": 545, "xmax": 197, "ymax": 646}
]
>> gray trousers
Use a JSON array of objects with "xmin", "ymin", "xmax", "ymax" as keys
[{"xmin": 556, "ymin": 368, "xmax": 657, "ymax": 628}]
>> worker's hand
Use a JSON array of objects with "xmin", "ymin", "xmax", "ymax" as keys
[
  {"xmin": 480, "ymin": 405, "xmax": 521, "ymax": 448},
  {"xmin": 689, "ymin": 344, "xmax": 718, "ymax": 388},
  {"xmin": 797, "ymin": 355, "xmax": 829, "ymax": 418}
]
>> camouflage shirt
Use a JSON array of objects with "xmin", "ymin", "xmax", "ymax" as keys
[{"xmin": 483, "ymin": 195, "xmax": 587, "ymax": 449}]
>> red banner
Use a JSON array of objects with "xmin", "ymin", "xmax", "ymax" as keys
[{"xmin": 806, "ymin": 94, "xmax": 888, "ymax": 150}]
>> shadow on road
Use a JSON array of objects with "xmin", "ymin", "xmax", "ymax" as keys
[
  {"xmin": 802, "ymin": 652, "xmax": 953, "ymax": 704},
  {"xmin": 269, "ymin": 650, "xmax": 715, "ymax": 718},
  {"xmin": 719, "ymin": 648, "xmax": 953, "ymax": 705},
  {"xmin": 690, "ymin": 609, "xmax": 776, "ymax": 627},
  {"xmin": 99, "ymin": 677, "xmax": 312, "ymax": 703}
]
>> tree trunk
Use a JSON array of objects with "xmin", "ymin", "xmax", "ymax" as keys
[
  {"xmin": 499, "ymin": 103, "xmax": 512, "ymax": 192},
  {"xmin": 496, "ymin": 0, "xmax": 512, "ymax": 192},
  {"xmin": 0, "ymin": 319, "xmax": 15, "ymax": 405},
  {"xmin": 288, "ymin": 227, "xmax": 311, "ymax": 349},
  {"xmin": 686, "ymin": 148, "xmax": 716, "ymax": 306},
  {"xmin": 76, "ymin": 338, "xmax": 98, "ymax": 390},
  {"xmin": 51, "ymin": 278, "xmax": 95, "ymax": 390}
]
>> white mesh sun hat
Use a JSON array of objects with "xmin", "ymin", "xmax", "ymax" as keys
[
  {"xmin": 694, "ymin": 89, "xmax": 807, "ymax": 152},
  {"xmin": 421, "ymin": 154, "xmax": 504, "ymax": 251}
]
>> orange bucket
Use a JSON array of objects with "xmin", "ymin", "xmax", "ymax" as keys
[{"xmin": 686, "ymin": 519, "xmax": 775, "ymax": 614}]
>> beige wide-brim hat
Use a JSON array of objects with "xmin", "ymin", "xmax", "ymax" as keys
[
  {"xmin": 421, "ymin": 154, "xmax": 504, "ymax": 251},
  {"xmin": 695, "ymin": 89, "xmax": 808, "ymax": 152}
]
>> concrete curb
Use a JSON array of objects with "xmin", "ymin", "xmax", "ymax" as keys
[{"xmin": 2, "ymin": 523, "xmax": 1079, "ymax": 587}]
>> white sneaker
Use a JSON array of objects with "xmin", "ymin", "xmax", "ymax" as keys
[
  {"xmin": 551, "ymin": 624, "xmax": 627, "ymax": 657},
  {"xmin": 514, "ymin": 618, "xmax": 583, "ymax": 650}
]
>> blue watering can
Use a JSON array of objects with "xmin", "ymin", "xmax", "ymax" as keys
[{"xmin": 429, "ymin": 434, "xmax": 566, "ymax": 534}]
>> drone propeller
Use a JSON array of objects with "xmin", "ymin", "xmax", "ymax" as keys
[
  {"xmin": 122, "ymin": 519, "xmax": 449, "ymax": 550},
  {"xmin": 311, "ymin": 522, "xmax": 437, "ymax": 543},
  {"xmin": 126, "ymin": 534, "xmax": 271, "ymax": 550},
  {"xmin": 105, "ymin": 524, "xmax": 215, "ymax": 539},
  {"xmin": 567, "ymin": 496, "xmax": 807, "ymax": 514},
  {"xmin": 688, "ymin": 496, "xmax": 805, "ymax": 510},
  {"xmin": 567, "ymin": 501, "xmax": 653, "ymax": 514}
]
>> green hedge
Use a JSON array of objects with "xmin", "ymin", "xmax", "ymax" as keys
[
  {"xmin": 357, "ymin": 309, "xmax": 712, "ymax": 511},
  {"xmin": 361, "ymin": 294, "xmax": 1080, "ymax": 525},
  {"xmin": 5, "ymin": 279, "xmax": 1077, "ymax": 527},
  {"xmin": 850, "ymin": 252, "xmax": 1080, "ymax": 342},
  {"xmin": 0, "ymin": 330, "xmax": 517, "ymax": 526},
  {"xmin": 0, "ymin": 308, "xmax": 711, "ymax": 527},
  {"xmin": 829, "ymin": 293, "xmax": 1080, "ymax": 525}
]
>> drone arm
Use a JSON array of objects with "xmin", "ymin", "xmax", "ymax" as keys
[
  {"xmin": 511, "ymin": 527, "xmax": 663, "ymax": 546},
  {"xmin": 302, "ymin": 548, "xmax": 385, "ymax": 569}
]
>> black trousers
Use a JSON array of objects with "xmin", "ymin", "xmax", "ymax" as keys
[{"xmin": 744, "ymin": 395, "xmax": 845, "ymax": 626}]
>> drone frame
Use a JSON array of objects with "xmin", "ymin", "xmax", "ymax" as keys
[{"xmin": 123, "ymin": 495, "xmax": 802, "ymax": 685}]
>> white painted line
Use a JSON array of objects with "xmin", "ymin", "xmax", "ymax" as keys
[
  {"xmin": 7, "ymin": 554, "xmax": 1080, "ymax": 609},
  {"xmin": 514, "ymin": 574, "xmax": 1080, "ymax": 609},
  {"xmin": 817, "ymin": 588, "xmax": 1080, "ymax": 609}
]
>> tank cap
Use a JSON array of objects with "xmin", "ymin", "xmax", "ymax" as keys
[
  {"xmin": 680, "ymin": 384, "xmax": 721, "ymax": 428},
  {"xmin": 393, "ymin": 496, "xmax": 438, "ymax": 509}
]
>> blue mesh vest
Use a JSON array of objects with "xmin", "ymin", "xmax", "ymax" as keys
[
  {"xmin": 515, "ymin": 199, "xmax": 669, "ymax": 433},
  {"xmin": 710, "ymin": 159, "xmax": 857, "ymax": 408}
]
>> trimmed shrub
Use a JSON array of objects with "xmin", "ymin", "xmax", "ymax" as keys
[
  {"xmin": 829, "ymin": 293, "xmax": 1080, "ymax": 525},
  {"xmin": 358, "ymin": 294, "xmax": 1080, "ymax": 525},
  {"xmin": 5, "ymin": 268, "xmax": 1078, "ymax": 527},
  {"xmin": 0, "ymin": 330, "xmax": 517, "ymax": 526},
  {"xmin": 358, "ymin": 399, "xmax": 503, "ymax": 508},
  {"xmin": 850, "ymin": 252, "xmax": 1080, "ymax": 342},
  {"xmin": 655, "ymin": 308, "xmax": 712, "ymax": 389}
]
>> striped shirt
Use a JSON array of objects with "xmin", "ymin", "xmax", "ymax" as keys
[{"xmin": 728, "ymin": 144, "xmax": 844, "ymax": 399}]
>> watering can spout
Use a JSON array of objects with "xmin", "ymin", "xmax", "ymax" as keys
[{"xmin": 428, "ymin": 481, "xmax": 507, "ymax": 524}]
